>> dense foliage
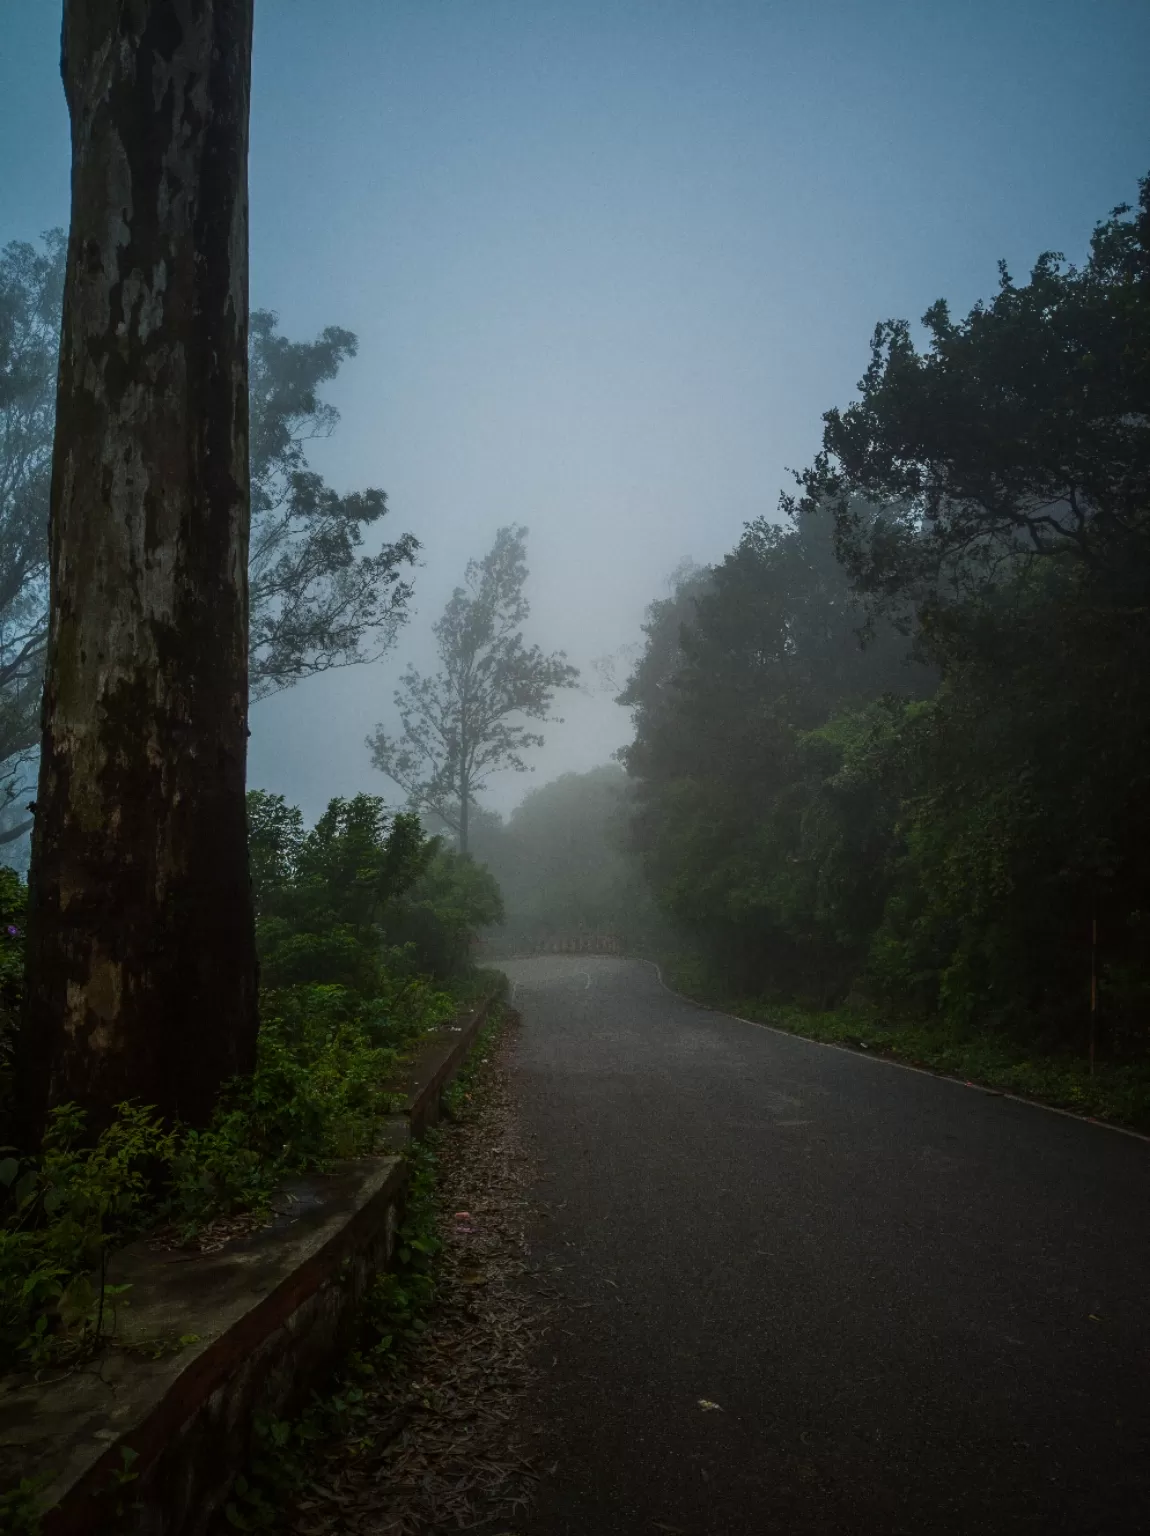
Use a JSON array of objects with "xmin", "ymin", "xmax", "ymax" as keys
[
  {"xmin": 623, "ymin": 177, "xmax": 1150, "ymax": 1070},
  {"xmin": 475, "ymin": 766, "xmax": 663, "ymax": 950},
  {"xmin": 0, "ymin": 791, "xmax": 500, "ymax": 1373},
  {"xmin": 247, "ymin": 788, "xmax": 503, "ymax": 991},
  {"xmin": 621, "ymin": 509, "xmax": 929, "ymax": 999}
]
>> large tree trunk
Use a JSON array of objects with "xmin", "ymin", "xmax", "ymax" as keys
[{"xmin": 18, "ymin": 0, "xmax": 258, "ymax": 1141}]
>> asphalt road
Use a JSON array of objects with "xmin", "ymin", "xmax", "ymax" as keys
[{"xmin": 501, "ymin": 955, "xmax": 1150, "ymax": 1536}]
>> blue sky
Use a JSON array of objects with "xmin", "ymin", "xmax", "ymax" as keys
[{"xmin": 3, "ymin": 0, "xmax": 1148, "ymax": 823}]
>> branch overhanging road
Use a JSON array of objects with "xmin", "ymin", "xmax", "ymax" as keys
[{"xmin": 501, "ymin": 955, "xmax": 1150, "ymax": 1536}]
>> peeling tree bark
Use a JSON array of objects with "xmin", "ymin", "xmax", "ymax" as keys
[{"xmin": 19, "ymin": 1, "xmax": 258, "ymax": 1139}]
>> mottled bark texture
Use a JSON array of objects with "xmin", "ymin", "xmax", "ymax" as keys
[{"xmin": 19, "ymin": 0, "xmax": 258, "ymax": 1139}]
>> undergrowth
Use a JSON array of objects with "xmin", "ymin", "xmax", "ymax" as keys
[
  {"xmin": 0, "ymin": 976, "xmax": 456, "ymax": 1378},
  {"xmin": 0, "ymin": 785, "xmax": 506, "ymax": 1381},
  {"xmin": 441, "ymin": 1011, "xmax": 503, "ymax": 1120},
  {"xmin": 221, "ymin": 1134, "xmax": 444, "ymax": 1532},
  {"xmin": 221, "ymin": 1009, "xmax": 506, "ymax": 1532}
]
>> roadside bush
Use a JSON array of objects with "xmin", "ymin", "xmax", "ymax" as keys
[
  {"xmin": 0, "ymin": 1103, "xmax": 174, "ymax": 1370},
  {"xmin": 388, "ymin": 849, "xmax": 504, "ymax": 979},
  {"xmin": 248, "ymin": 790, "xmax": 502, "ymax": 988},
  {"xmin": 0, "ymin": 974, "xmax": 459, "ymax": 1373},
  {"xmin": 0, "ymin": 792, "xmax": 497, "ymax": 1375}
]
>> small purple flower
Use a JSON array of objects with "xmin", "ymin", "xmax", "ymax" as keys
[{"xmin": 5, "ymin": 926, "xmax": 18, "ymax": 937}]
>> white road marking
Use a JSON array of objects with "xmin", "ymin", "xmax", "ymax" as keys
[{"xmin": 633, "ymin": 958, "xmax": 1150, "ymax": 1146}]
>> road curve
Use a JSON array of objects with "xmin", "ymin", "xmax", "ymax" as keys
[{"xmin": 502, "ymin": 955, "xmax": 1150, "ymax": 1536}]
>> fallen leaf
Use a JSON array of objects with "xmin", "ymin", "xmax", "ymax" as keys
[{"xmin": 697, "ymin": 1398, "xmax": 722, "ymax": 1411}]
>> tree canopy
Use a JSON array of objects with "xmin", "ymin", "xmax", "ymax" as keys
[
  {"xmin": 246, "ymin": 310, "xmax": 418, "ymax": 698},
  {"xmin": 622, "ymin": 173, "xmax": 1150, "ymax": 1057},
  {"xmin": 0, "ymin": 231, "xmax": 416, "ymax": 852},
  {"xmin": 367, "ymin": 525, "xmax": 578, "ymax": 854},
  {"xmin": 787, "ymin": 176, "xmax": 1150, "ymax": 618}
]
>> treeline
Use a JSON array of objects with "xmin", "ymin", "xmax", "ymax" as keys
[
  {"xmin": 621, "ymin": 176, "xmax": 1150, "ymax": 1063},
  {"xmin": 463, "ymin": 766, "xmax": 664, "ymax": 952}
]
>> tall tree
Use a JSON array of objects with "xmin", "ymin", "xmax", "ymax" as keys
[
  {"xmin": 619, "ymin": 512, "xmax": 925, "ymax": 997},
  {"xmin": 0, "ymin": 226, "xmax": 416, "ymax": 855},
  {"xmin": 368, "ymin": 525, "xmax": 578, "ymax": 855},
  {"xmin": 0, "ymin": 232, "xmax": 65, "ymax": 847},
  {"xmin": 20, "ymin": 0, "xmax": 259, "ymax": 1140}
]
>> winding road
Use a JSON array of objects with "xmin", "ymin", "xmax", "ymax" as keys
[{"xmin": 502, "ymin": 955, "xmax": 1150, "ymax": 1536}]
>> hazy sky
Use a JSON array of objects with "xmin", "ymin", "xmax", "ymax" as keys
[{"xmin": 3, "ymin": 1, "xmax": 1149, "ymax": 825}]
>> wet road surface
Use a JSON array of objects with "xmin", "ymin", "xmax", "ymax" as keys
[{"xmin": 502, "ymin": 955, "xmax": 1150, "ymax": 1536}]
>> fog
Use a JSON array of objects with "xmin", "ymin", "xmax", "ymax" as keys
[
  {"xmin": 3, "ymin": 0, "xmax": 1148, "ymax": 829},
  {"xmin": 5, "ymin": 8, "xmax": 1150, "ymax": 1522}
]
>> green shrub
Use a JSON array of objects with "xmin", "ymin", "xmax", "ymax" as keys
[
  {"xmin": 0, "ymin": 1102, "xmax": 174, "ymax": 1369},
  {"xmin": 387, "ymin": 849, "xmax": 504, "ymax": 979},
  {"xmin": 0, "ymin": 791, "xmax": 496, "ymax": 1376},
  {"xmin": 0, "ymin": 970, "xmax": 459, "ymax": 1373}
]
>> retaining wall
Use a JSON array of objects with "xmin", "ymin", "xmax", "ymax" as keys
[{"xmin": 0, "ymin": 994, "xmax": 497, "ymax": 1534}]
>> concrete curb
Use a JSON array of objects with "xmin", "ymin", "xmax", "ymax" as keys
[{"xmin": 1, "ymin": 989, "xmax": 502, "ymax": 1535}]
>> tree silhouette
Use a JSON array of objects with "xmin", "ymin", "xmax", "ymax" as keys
[{"xmin": 368, "ymin": 526, "xmax": 578, "ymax": 855}]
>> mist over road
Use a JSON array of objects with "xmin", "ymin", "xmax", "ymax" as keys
[{"xmin": 502, "ymin": 956, "xmax": 1150, "ymax": 1536}]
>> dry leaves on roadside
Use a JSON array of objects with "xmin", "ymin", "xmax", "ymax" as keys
[
  {"xmin": 148, "ymin": 1207, "xmax": 272, "ymax": 1255},
  {"xmin": 287, "ymin": 1010, "xmax": 545, "ymax": 1536}
]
